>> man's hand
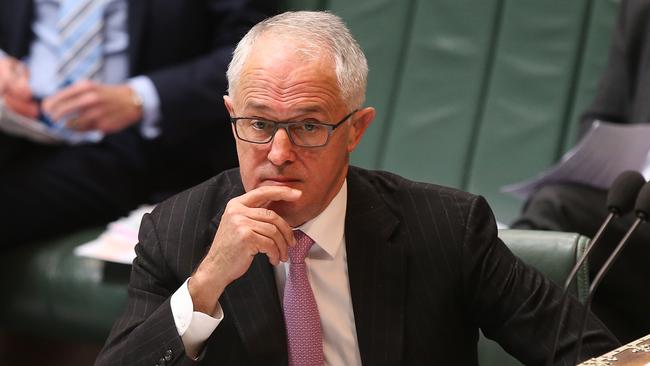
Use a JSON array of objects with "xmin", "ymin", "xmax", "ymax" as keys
[
  {"xmin": 189, "ymin": 186, "xmax": 302, "ymax": 314},
  {"xmin": 41, "ymin": 80, "xmax": 143, "ymax": 134},
  {"xmin": 0, "ymin": 57, "xmax": 38, "ymax": 118}
]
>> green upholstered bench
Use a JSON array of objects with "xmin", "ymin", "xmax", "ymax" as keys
[
  {"xmin": 0, "ymin": 227, "xmax": 125, "ymax": 343},
  {"xmin": 0, "ymin": 0, "xmax": 619, "ymax": 361}
]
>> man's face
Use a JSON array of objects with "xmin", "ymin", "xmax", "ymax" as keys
[{"xmin": 224, "ymin": 35, "xmax": 374, "ymax": 227}]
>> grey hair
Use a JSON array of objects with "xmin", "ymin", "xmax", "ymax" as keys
[{"xmin": 226, "ymin": 11, "xmax": 368, "ymax": 109}]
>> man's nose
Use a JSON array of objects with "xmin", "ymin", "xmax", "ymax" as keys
[{"xmin": 267, "ymin": 128, "xmax": 296, "ymax": 166}]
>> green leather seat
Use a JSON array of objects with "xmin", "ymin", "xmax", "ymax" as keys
[
  {"xmin": 0, "ymin": 227, "xmax": 128, "ymax": 342},
  {"xmin": 477, "ymin": 229, "xmax": 591, "ymax": 366}
]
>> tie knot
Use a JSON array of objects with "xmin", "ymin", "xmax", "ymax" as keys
[{"xmin": 289, "ymin": 230, "xmax": 315, "ymax": 263}]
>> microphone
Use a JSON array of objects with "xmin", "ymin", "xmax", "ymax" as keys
[
  {"xmin": 572, "ymin": 180, "xmax": 650, "ymax": 365},
  {"xmin": 545, "ymin": 171, "xmax": 645, "ymax": 366}
]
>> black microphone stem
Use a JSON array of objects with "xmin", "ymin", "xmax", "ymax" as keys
[
  {"xmin": 545, "ymin": 212, "xmax": 615, "ymax": 366},
  {"xmin": 572, "ymin": 218, "xmax": 643, "ymax": 365},
  {"xmin": 563, "ymin": 213, "xmax": 615, "ymax": 291}
]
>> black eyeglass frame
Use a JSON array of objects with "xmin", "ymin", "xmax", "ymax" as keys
[{"xmin": 230, "ymin": 109, "xmax": 359, "ymax": 148}]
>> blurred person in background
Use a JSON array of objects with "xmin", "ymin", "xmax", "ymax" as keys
[{"xmin": 0, "ymin": 0, "xmax": 277, "ymax": 246}]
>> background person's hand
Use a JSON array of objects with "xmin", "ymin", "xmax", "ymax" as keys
[
  {"xmin": 188, "ymin": 186, "xmax": 302, "ymax": 314},
  {"xmin": 42, "ymin": 80, "xmax": 143, "ymax": 133},
  {"xmin": 0, "ymin": 56, "xmax": 22, "ymax": 94},
  {"xmin": 0, "ymin": 57, "xmax": 38, "ymax": 118}
]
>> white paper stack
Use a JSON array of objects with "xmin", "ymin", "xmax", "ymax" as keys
[
  {"xmin": 502, "ymin": 121, "xmax": 650, "ymax": 199},
  {"xmin": 74, "ymin": 205, "xmax": 155, "ymax": 264},
  {"xmin": 0, "ymin": 100, "xmax": 103, "ymax": 144}
]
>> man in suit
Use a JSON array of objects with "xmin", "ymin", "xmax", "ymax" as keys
[
  {"xmin": 512, "ymin": 0, "xmax": 650, "ymax": 344},
  {"xmin": 0, "ymin": 0, "xmax": 275, "ymax": 246},
  {"xmin": 97, "ymin": 11, "xmax": 618, "ymax": 365}
]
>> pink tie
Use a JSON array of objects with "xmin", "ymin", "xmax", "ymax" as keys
[{"xmin": 283, "ymin": 230, "xmax": 324, "ymax": 366}]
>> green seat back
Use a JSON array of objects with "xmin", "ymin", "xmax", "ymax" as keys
[
  {"xmin": 466, "ymin": 0, "xmax": 619, "ymax": 222},
  {"xmin": 380, "ymin": 0, "xmax": 501, "ymax": 187},
  {"xmin": 330, "ymin": 0, "xmax": 417, "ymax": 169},
  {"xmin": 0, "ymin": 228, "xmax": 128, "ymax": 342}
]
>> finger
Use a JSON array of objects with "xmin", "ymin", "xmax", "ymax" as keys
[
  {"xmin": 254, "ymin": 234, "xmax": 281, "ymax": 266},
  {"xmin": 238, "ymin": 185, "xmax": 302, "ymax": 208},
  {"xmin": 42, "ymin": 80, "xmax": 96, "ymax": 118},
  {"xmin": 52, "ymin": 90, "xmax": 101, "ymax": 121},
  {"xmin": 3, "ymin": 95, "xmax": 39, "ymax": 118},
  {"xmin": 246, "ymin": 218, "xmax": 290, "ymax": 262},
  {"xmin": 236, "ymin": 225, "xmax": 281, "ymax": 265},
  {"xmin": 13, "ymin": 63, "xmax": 30, "ymax": 89},
  {"xmin": 245, "ymin": 206, "xmax": 295, "ymax": 248},
  {"xmin": 67, "ymin": 117, "xmax": 97, "ymax": 131},
  {"xmin": 68, "ymin": 106, "xmax": 104, "ymax": 131},
  {"xmin": 0, "ymin": 58, "xmax": 21, "ymax": 93},
  {"xmin": 4, "ymin": 71, "xmax": 32, "ymax": 100},
  {"xmin": 0, "ymin": 59, "xmax": 13, "ymax": 80}
]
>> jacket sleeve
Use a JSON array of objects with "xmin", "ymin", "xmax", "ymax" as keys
[
  {"xmin": 95, "ymin": 213, "xmax": 195, "ymax": 366},
  {"xmin": 461, "ymin": 195, "xmax": 619, "ymax": 365}
]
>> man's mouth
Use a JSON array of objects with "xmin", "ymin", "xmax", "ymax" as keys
[{"xmin": 260, "ymin": 177, "xmax": 301, "ymax": 186}]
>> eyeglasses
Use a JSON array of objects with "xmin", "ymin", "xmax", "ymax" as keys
[{"xmin": 230, "ymin": 110, "xmax": 358, "ymax": 148}]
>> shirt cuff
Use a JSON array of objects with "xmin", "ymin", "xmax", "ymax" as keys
[
  {"xmin": 128, "ymin": 76, "xmax": 161, "ymax": 139},
  {"xmin": 170, "ymin": 278, "xmax": 224, "ymax": 358}
]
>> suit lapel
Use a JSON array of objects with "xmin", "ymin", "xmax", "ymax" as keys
[
  {"xmin": 127, "ymin": 0, "xmax": 148, "ymax": 75},
  {"xmin": 345, "ymin": 168, "xmax": 405, "ymax": 365},
  {"xmin": 1, "ymin": 0, "xmax": 33, "ymax": 57},
  {"xmin": 206, "ymin": 174, "xmax": 287, "ymax": 364}
]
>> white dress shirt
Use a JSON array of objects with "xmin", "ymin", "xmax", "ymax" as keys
[{"xmin": 170, "ymin": 180, "xmax": 362, "ymax": 365}]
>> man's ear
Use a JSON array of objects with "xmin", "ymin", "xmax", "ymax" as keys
[
  {"xmin": 223, "ymin": 95, "xmax": 235, "ymax": 116},
  {"xmin": 223, "ymin": 96, "xmax": 237, "ymax": 139},
  {"xmin": 347, "ymin": 107, "xmax": 375, "ymax": 152}
]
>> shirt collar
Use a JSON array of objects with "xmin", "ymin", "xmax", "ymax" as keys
[{"xmin": 295, "ymin": 179, "xmax": 347, "ymax": 258}]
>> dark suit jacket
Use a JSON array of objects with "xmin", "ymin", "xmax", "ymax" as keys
[
  {"xmin": 0, "ymin": 0, "xmax": 273, "ymax": 197},
  {"xmin": 97, "ymin": 167, "xmax": 617, "ymax": 365}
]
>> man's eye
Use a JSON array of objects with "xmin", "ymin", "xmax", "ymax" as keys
[
  {"xmin": 250, "ymin": 120, "xmax": 270, "ymax": 130},
  {"xmin": 302, "ymin": 123, "xmax": 318, "ymax": 132}
]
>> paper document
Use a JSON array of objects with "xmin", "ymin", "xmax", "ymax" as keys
[
  {"xmin": 0, "ymin": 100, "xmax": 103, "ymax": 144},
  {"xmin": 501, "ymin": 121, "xmax": 650, "ymax": 199},
  {"xmin": 74, "ymin": 205, "xmax": 155, "ymax": 264}
]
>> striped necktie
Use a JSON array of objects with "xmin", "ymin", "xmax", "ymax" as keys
[
  {"xmin": 283, "ymin": 230, "xmax": 324, "ymax": 366},
  {"xmin": 57, "ymin": 0, "xmax": 106, "ymax": 86}
]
